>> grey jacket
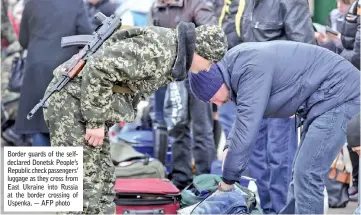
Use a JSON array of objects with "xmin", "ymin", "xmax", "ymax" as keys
[
  {"xmin": 221, "ymin": 0, "xmax": 315, "ymax": 48},
  {"xmin": 219, "ymin": 41, "xmax": 360, "ymax": 183},
  {"xmin": 150, "ymin": 0, "xmax": 216, "ymax": 28}
]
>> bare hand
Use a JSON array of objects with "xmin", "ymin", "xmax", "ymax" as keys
[
  {"xmin": 326, "ymin": 32, "xmax": 341, "ymax": 42},
  {"xmin": 85, "ymin": 127, "xmax": 105, "ymax": 147},
  {"xmin": 218, "ymin": 181, "xmax": 234, "ymax": 192},
  {"xmin": 315, "ymin": 32, "xmax": 329, "ymax": 44}
]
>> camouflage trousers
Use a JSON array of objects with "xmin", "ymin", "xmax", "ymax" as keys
[{"xmin": 43, "ymin": 91, "xmax": 116, "ymax": 215}]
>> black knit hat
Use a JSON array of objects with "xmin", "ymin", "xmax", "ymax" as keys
[
  {"xmin": 188, "ymin": 63, "xmax": 224, "ymax": 102},
  {"xmin": 347, "ymin": 113, "xmax": 360, "ymax": 148}
]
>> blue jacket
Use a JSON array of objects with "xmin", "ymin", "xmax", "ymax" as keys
[{"xmin": 219, "ymin": 40, "xmax": 360, "ymax": 183}]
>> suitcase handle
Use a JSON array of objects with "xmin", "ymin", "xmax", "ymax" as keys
[{"xmin": 123, "ymin": 209, "xmax": 165, "ymax": 214}]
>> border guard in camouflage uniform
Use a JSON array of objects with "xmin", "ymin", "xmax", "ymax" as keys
[{"xmin": 43, "ymin": 22, "xmax": 227, "ymax": 214}]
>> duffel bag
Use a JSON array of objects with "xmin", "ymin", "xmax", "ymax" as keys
[{"xmin": 111, "ymin": 140, "xmax": 166, "ymax": 179}]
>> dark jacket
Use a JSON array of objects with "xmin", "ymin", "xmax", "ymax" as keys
[
  {"xmin": 15, "ymin": 0, "xmax": 92, "ymax": 134},
  {"xmin": 219, "ymin": 41, "xmax": 360, "ymax": 182},
  {"xmin": 219, "ymin": 0, "xmax": 315, "ymax": 48},
  {"xmin": 339, "ymin": 0, "xmax": 360, "ymax": 69},
  {"xmin": 150, "ymin": 0, "xmax": 217, "ymax": 28},
  {"xmin": 86, "ymin": 0, "xmax": 118, "ymax": 30}
]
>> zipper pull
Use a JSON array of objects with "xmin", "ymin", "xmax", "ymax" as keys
[{"xmin": 255, "ymin": 22, "xmax": 259, "ymax": 29}]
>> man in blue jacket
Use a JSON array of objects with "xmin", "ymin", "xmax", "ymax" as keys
[{"xmin": 188, "ymin": 40, "xmax": 360, "ymax": 214}]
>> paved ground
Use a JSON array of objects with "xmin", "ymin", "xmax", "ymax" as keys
[{"xmin": 328, "ymin": 201, "xmax": 358, "ymax": 214}]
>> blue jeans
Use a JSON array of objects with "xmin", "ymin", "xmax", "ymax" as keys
[
  {"xmin": 280, "ymin": 99, "xmax": 360, "ymax": 214},
  {"xmin": 32, "ymin": 133, "xmax": 50, "ymax": 146},
  {"xmin": 247, "ymin": 117, "xmax": 297, "ymax": 214},
  {"xmin": 218, "ymin": 103, "xmax": 297, "ymax": 214}
]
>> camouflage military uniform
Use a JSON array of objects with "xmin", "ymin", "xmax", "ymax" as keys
[
  {"xmin": 43, "ymin": 22, "xmax": 227, "ymax": 214},
  {"xmin": 1, "ymin": 0, "xmax": 17, "ymax": 46}
]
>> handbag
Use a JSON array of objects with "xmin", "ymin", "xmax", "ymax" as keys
[
  {"xmin": 8, "ymin": 50, "xmax": 26, "ymax": 93},
  {"xmin": 325, "ymin": 152, "xmax": 351, "ymax": 208},
  {"xmin": 329, "ymin": 152, "xmax": 351, "ymax": 184}
]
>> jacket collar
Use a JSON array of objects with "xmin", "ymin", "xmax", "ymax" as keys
[
  {"xmin": 217, "ymin": 62, "xmax": 237, "ymax": 102},
  {"xmin": 171, "ymin": 21, "xmax": 196, "ymax": 81}
]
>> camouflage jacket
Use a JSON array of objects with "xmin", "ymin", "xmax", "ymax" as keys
[{"xmin": 48, "ymin": 22, "xmax": 196, "ymax": 129}]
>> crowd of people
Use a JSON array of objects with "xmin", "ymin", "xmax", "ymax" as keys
[{"xmin": 1, "ymin": 0, "xmax": 360, "ymax": 214}]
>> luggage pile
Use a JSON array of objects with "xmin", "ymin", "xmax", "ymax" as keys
[{"xmin": 111, "ymin": 132, "xmax": 261, "ymax": 214}]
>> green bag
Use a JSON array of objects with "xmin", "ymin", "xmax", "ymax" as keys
[
  {"xmin": 111, "ymin": 140, "xmax": 166, "ymax": 179},
  {"xmin": 180, "ymin": 174, "xmax": 257, "ymax": 211}
]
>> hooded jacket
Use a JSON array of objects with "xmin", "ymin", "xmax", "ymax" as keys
[{"xmin": 218, "ymin": 41, "xmax": 360, "ymax": 183}]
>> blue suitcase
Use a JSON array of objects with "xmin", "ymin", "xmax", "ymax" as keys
[{"xmin": 118, "ymin": 130, "xmax": 173, "ymax": 173}]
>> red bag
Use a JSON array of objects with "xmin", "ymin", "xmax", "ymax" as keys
[{"xmin": 114, "ymin": 178, "xmax": 180, "ymax": 214}]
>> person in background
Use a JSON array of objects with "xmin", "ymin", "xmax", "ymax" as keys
[
  {"xmin": 15, "ymin": 0, "xmax": 92, "ymax": 146},
  {"xmin": 1, "ymin": 0, "xmax": 17, "ymax": 51},
  {"xmin": 339, "ymin": 0, "xmax": 360, "ymax": 69},
  {"xmin": 86, "ymin": 0, "xmax": 118, "ymax": 30},
  {"xmin": 217, "ymin": 0, "xmax": 315, "ymax": 213},
  {"xmin": 1, "ymin": 0, "xmax": 30, "ymax": 147},
  {"xmin": 314, "ymin": 0, "xmax": 360, "ymax": 200},
  {"xmin": 346, "ymin": 113, "xmax": 360, "ymax": 214},
  {"xmin": 329, "ymin": 0, "xmax": 353, "ymax": 31},
  {"xmin": 149, "ymin": 0, "xmax": 218, "ymax": 190},
  {"xmin": 338, "ymin": 0, "xmax": 360, "ymax": 200},
  {"xmin": 315, "ymin": 0, "xmax": 352, "ymax": 52}
]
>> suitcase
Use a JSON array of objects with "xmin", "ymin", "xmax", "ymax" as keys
[
  {"xmin": 118, "ymin": 130, "xmax": 173, "ymax": 172},
  {"xmin": 114, "ymin": 178, "xmax": 180, "ymax": 214}
]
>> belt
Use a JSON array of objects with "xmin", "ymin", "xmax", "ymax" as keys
[{"xmin": 112, "ymin": 85, "xmax": 133, "ymax": 94}]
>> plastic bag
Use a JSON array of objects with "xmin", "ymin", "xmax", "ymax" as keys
[{"xmin": 163, "ymin": 81, "xmax": 188, "ymax": 131}]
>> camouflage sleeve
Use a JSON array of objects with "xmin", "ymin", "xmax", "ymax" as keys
[
  {"xmin": 80, "ymin": 28, "xmax": 162, "ymax": 129},
  {"xmin": 1, "ymin": 3, "xmax": 17, "ymax": 45}
]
